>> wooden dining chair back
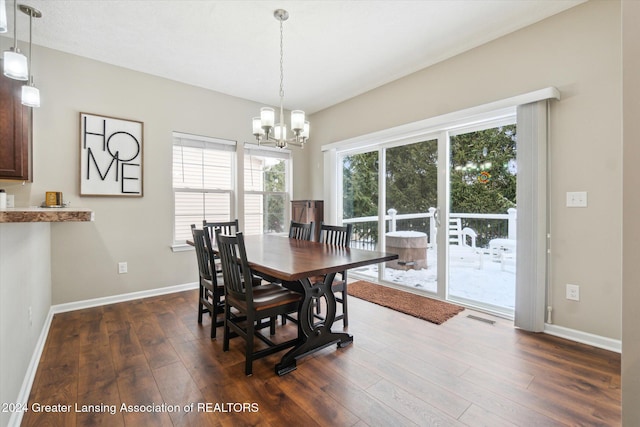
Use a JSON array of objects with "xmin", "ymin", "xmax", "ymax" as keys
[
  {"xmin": 191, "ymin": 226, "xmax": 225, "ymax": 338},
  {"xmin": 319, "ymin": 223, "xmax": 353, "ymax": 247},
  {"xmin": 316, "ymin": 222, "xmax": 353, "ymax": 327},
  {"xmin": 203, "ymin": 219, "xmax": 239, "ymax": 242},
  {"xmin": 215, "ymin": 230, "xmax": 302, "ymax": 376},
  {"xmin": 288, "ymin": 220, "xmax": 314, "ymax": 241}
]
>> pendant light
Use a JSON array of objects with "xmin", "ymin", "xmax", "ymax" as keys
[
  {"xmin": 252, "ymin": 9, "xmax": 309, "ymax": 149},
  {"xmin": 3, "ymin": 0, "xmax": 28, "ymax": 80},
  {"xmin": 19, "ymin": 4, "xmax": 41, "ymax": 108},
  {"xmin": 0, "ymin": 0, "xmax": 8, "ymax": 33}
]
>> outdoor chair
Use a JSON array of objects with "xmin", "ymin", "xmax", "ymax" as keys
[
  {"xmin": 216, "ymin": 230, "xmax": 302, "ymax": 376},
  {"xmin": 448, "ymin": 218, "xmax": 483, "ymax": 269}
]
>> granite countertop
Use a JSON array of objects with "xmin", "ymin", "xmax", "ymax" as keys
[{"xmin": 0, "ymin": 207, "xmax": 94, "ymax": 223}]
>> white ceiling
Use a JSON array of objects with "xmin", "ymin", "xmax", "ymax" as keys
[{"xmin": 2, "ymin": 0, "xmax": 585, "ymax": 114}]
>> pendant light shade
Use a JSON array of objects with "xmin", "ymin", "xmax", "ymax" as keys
[
  {"xmin": 21, "ymin": 83, "xmax": 39, "ymax": 107},
  {"xmin": 3, "ymin": 49, "xmax": 28, "ymax": 80},
  {"xmin": 3, "ymin": 0, "xmax": 29, "ymax": 80},
  {"xmin": 0, "ymin": 0, "xmax": 8, "ymax": 33}
]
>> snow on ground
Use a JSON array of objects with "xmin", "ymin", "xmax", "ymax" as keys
[{"xmin": 352, "ymin": 247, "xmax": 515, "ymax": 310}]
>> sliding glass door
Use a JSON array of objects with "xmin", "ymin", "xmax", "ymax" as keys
[
  {"xmin": 339, "ymin": 118, "xmax": 517, "ymax": 316},
  {"xmin": 447, "ymin": 123, "xmax": 517, "ymax": 315},
  {"xmin": 383, "ymin": 139, "xmax": 438, "ymax": 291}
]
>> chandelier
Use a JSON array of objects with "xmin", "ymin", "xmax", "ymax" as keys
[{"xmin": 252, "ymin": 9, "xmax": 309, "ymax": 149}]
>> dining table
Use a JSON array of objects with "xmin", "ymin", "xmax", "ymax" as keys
[{"xmin": 191, "ymin": 233, "xmax": 398, "ymax": 375}]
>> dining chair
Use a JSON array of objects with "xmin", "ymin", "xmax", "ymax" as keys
[
  {"xmin": 191, "ymin": 226, "xmax": 225, "ymax": 339},
  {"xmin": 281, "ymin": 220, "xmax": 315, "ymax": 325},
  {"xmin": 202, "ymin": 219, "xmax": 270, "ymax": 281},
  {"xmin": 314, "ymin": 222, "xmax": 353, "ymax": 328},
  {"xmin": 215, "ymin": 230, "xmax": 302, "ymax": 376},
  {"xmin": 288, "ymin": 220, "xmax": 314, "ymax": 241},
  {"xmin": 203, "ymin": 219, "xmax": 239, "ymax": 243}
]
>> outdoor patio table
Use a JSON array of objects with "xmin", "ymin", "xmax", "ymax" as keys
[{"xmin": 489, "ymin": 238, "xmax": 516, "ymax": 261}]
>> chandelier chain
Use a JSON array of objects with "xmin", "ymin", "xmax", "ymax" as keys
[{"xmin": 279, "ymin": 18, "xmax": 285, "ymax": 101}]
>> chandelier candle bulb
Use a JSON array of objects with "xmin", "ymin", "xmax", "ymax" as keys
[
  {"xmin": 252, "ymin": 117, "xmax": 264, "ymax": 135},
  {"xmin": 260, "ymin": 107, "xmax": 275, "ymax": 129},
  {"xmin": 274, "ymin": 123, "xmax": 287, "ymax": 140},
  {"xmin": 291, "ymin": 110, "xmax": 305, "ymax": 131}
]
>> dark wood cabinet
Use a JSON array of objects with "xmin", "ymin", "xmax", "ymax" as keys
[
  {"xmin": 0, "ymin": 74, "xmax": 31, "ymax": 181},
  {"xmin": 291, "ymin": 200, "xmax": 323, "ymax": 241}
]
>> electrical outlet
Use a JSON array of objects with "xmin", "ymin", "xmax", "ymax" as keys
[
  {"xmin": 566, "ymin": 191, "xmax": 587, "ymax": 207},
  {"xmin": 566, "ymin": 284, "xmax": 580, "ymax": 301},
  {"xmin": 118, "ymin": 262, "xmax": 128, "ymax": 274}
]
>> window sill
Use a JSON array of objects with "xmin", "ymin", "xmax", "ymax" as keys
[{"xmin": 171, "ymin": 243, "xmax": 193, "ymax": 252}]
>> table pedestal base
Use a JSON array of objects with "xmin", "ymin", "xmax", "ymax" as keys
[{"xmin": 276, "ymin": 273, "xmax": 353, "ymax": 375}]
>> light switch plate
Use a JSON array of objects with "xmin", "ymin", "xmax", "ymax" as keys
[{"xmin": 566, "ymin": 191, "xmax": 587, "ymax": 207}]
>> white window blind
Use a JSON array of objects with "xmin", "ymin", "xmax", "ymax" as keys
[
  {"xmin": 244, "ymin": 143, "xmax": 291, "ymax": 235},
  {"xmin": 514, "ymin": 100, "xmax": 550, "ymax": 332},
  {"xmin": 172, "ymin": 133, "xmax": 236, "ymax": 246}
]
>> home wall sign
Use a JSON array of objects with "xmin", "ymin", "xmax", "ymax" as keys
[{"xmin": 80, "ymin": 112, "xmax": 143, "ymax": 197}]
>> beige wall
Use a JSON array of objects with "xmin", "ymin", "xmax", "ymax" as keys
[
  {"xmin": 0, "ymin": 0, "xmax": 634, "ymax": 421},
  {"xmin": 0, "ymin": 0, "xmax": 622, "ymax": 348},
  {"xmin": 0, "ymin": 45, "xmax": 272, "ymax": 304},
  {"xmin": 308, "ymin": 1, "xmax": 622, "ymax": 341},
  {"xmin": 622, "ymin": 0, "xmax": 640, "ymax": 423}
]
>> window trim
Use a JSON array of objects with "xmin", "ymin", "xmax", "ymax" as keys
[
  {"xmin": 243, "ymin": 143, "xmax": 292, "ymax": 235},
  {"xmin": 171, "ymin": 132, "xmax": 236, "ymax": 250}
]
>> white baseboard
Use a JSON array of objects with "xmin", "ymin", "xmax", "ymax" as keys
[
  {"xmin": 8, "ymin": 282, "xmax": 198, "ymax": 427},
  {"xmin": 8, "ymin": 309, "xmax": 55, "ymax": 427},
  {"xmin": 52, "ymin": 282, "xmax": 199, "ymax": 314},
  {"xmin": 544, "ymin": 323, "xmax": 621, "ymax": 353}
]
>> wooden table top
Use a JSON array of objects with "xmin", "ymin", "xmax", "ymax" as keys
[{"xmin": 228, "ymin": 234, "xmax": 397, "ymax": 282}]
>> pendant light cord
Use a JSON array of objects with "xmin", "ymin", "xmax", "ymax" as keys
[
  {"xmin": 12, "ymin": 0, "xmax": 17, "ymax": 49},
  {"xmin": 27, "ymin": 7, "xmax": 32, "ymax": 83}
]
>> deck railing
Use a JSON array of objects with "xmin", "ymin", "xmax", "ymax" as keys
[{"xmin": 343, "ymin": 208, "xmax": 516, "ymax": 250}]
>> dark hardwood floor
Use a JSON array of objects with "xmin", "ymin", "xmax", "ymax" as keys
[{"xmin": 22, "ymin": 288, "xmax": 620, "ymax": 426}]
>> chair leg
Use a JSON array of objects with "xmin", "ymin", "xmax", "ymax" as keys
[
  {"xmin": 223, "ymin": 310, "xmax": 231, "ymax": 352},
  {"xmin": 210, "ymin": 297, "xmax": 218, "ymax": 339},
  {"xmin": 245, "ymin": 319, "xmax": 254, "ymax": 376},
  {"xmin": 197, "ymin": 283, "xmax": 204, "ymax": 324},
  {"xmin": 341, "ymin": 288, "xmax": 348, "ymax": 327}
]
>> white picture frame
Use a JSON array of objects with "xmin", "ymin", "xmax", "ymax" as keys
[{"xmin": 80, "ymin": 112, "xmax": 143, "ymax": 197}]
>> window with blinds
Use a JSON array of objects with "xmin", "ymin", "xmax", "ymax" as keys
[
  {"xmin": 172, "ymin": 132, "xmax": 236, "ymax": 245},
  {"xmin": 244, "ymin": 144, "xmax": 291, "ymax": 235}
]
